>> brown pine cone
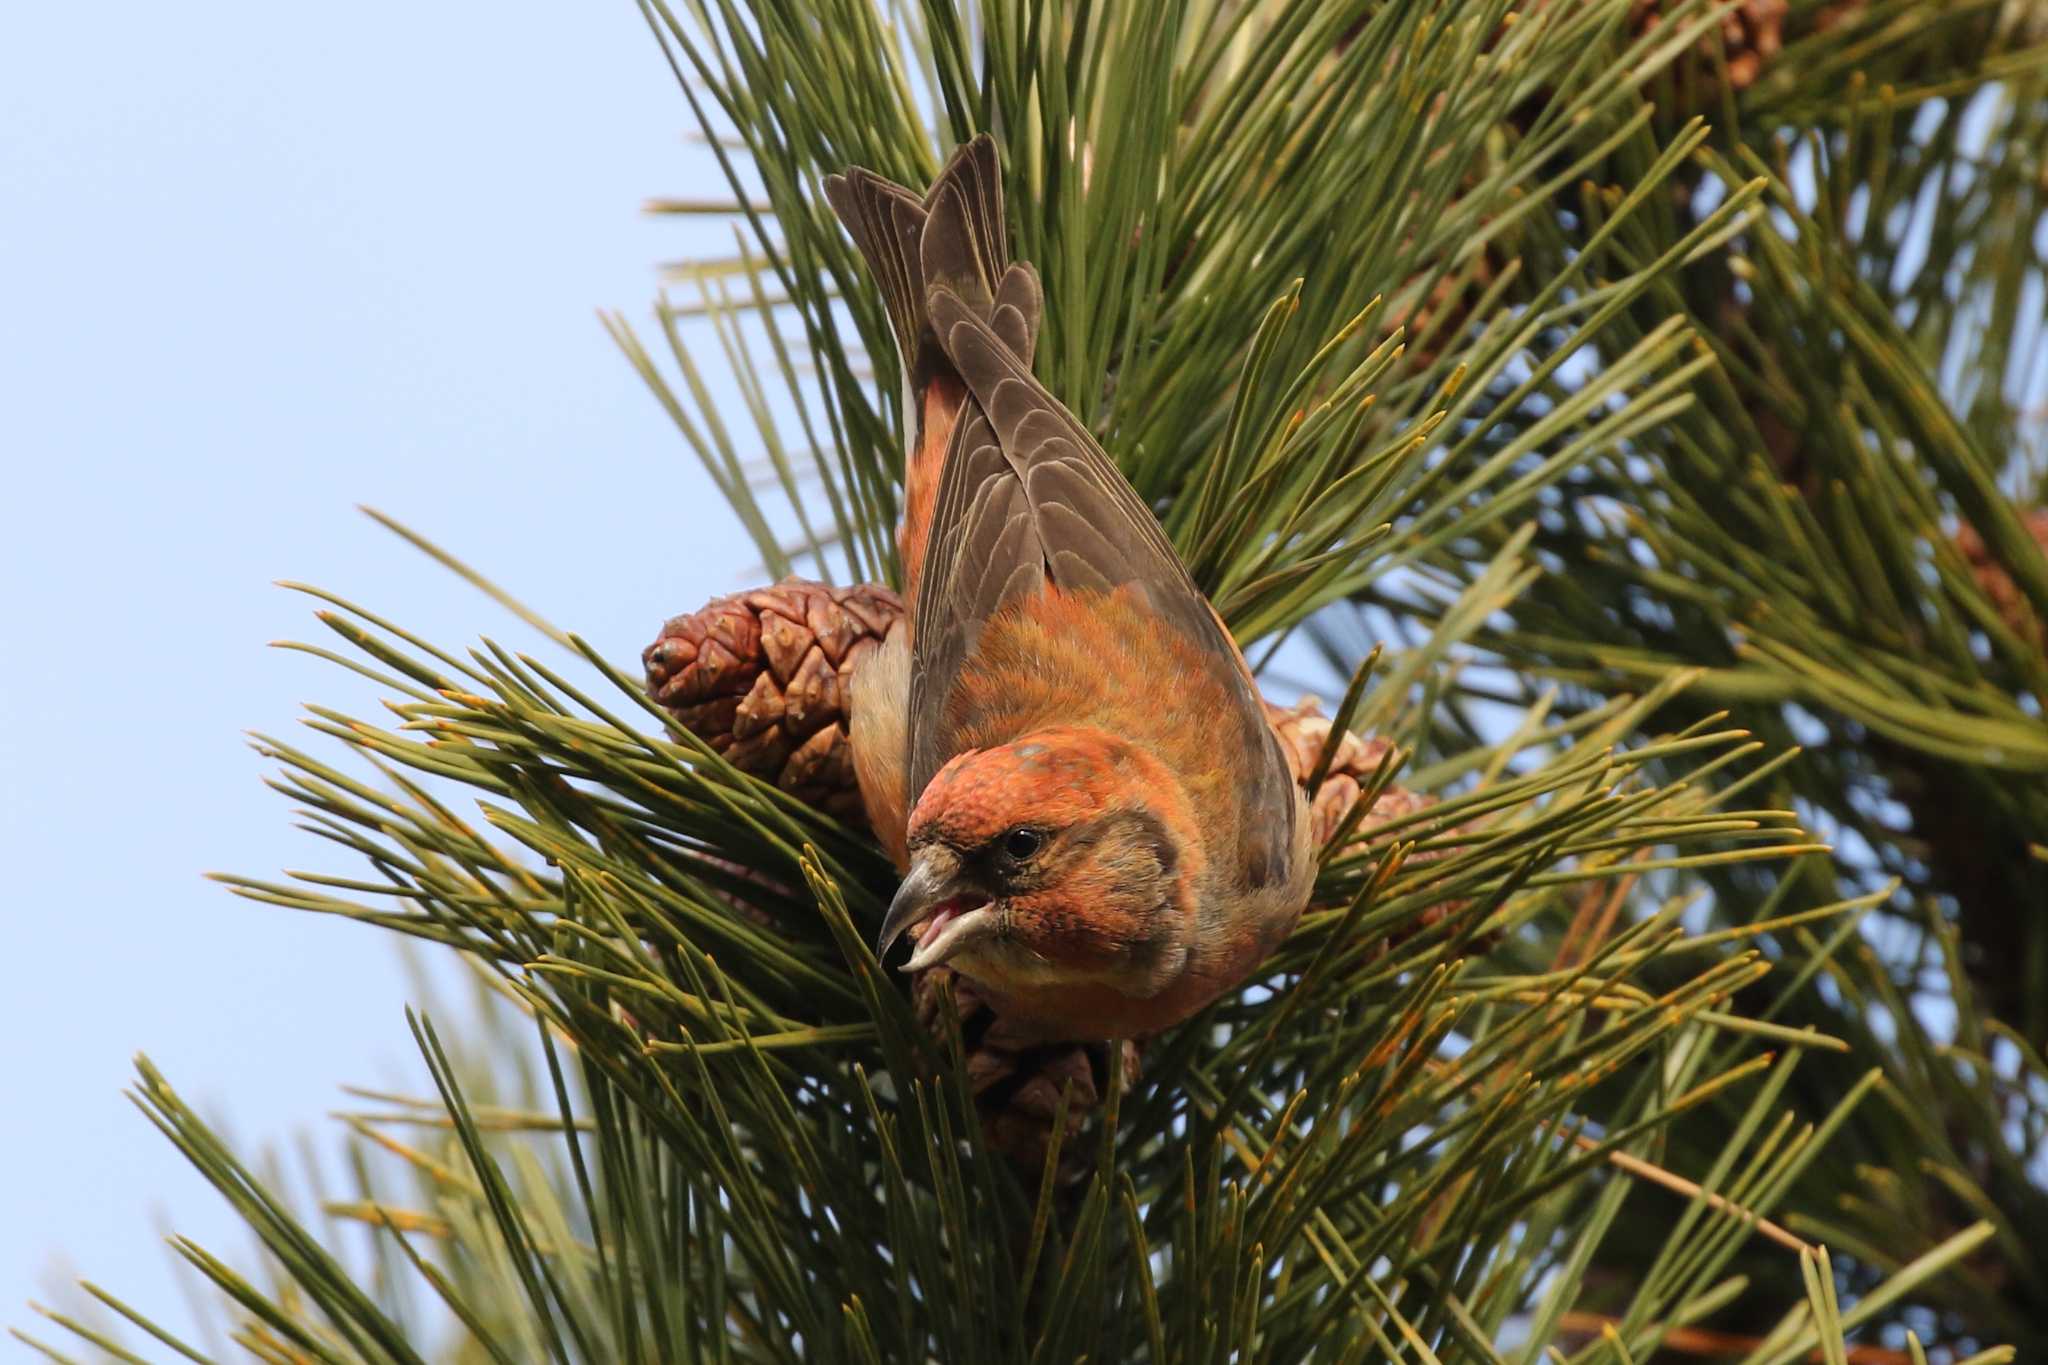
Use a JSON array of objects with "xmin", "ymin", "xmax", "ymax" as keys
[
  {"xmin": 1264, "ymin": 698, "xmax": 1444, "ymax": 856},
  {"xmin": 1956, "ymin": 507, "xmax": 2048, "ymax": 649},
  {"xmin": 1629, "ymin": 0, "xmax": 1786, "ymax": 92},
  {"xmin": 1267, "ymin": 697, "xmax": 1403, "ymax": 850},
  {"xmin": 911, "ymin": 964, "xmax": 1142, "ymax": 1183},
  {"xmin": 644, "ymin": 578, "xmax": 904, "ymax": 825},
  {"xmin": 1266, "ymin": 696, "xmax": 1470, "ymax": 949}
]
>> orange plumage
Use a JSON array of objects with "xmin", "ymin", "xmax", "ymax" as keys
[{"xmin": 827, "ymin": 137, "xmax": 1314, "ymax": 1042}]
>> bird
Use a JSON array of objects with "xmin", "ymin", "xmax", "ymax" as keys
[{"xmin": 823, "ymin": 135, "xmax": 1315, "ymax": 1043}]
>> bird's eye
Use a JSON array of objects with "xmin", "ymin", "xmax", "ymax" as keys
[{"xmin": 1001, "ymin": 826, "xmax": 1043, "ymax": 860}]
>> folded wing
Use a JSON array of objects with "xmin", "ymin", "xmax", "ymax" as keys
[{"xmin": 914, "ymin": 283, "xmax": 1299, "ymax": 889}]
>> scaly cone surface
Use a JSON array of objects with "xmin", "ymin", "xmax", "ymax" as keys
[{"xmin": 644, "ymin": 579, "xmax": 904, "ymax": 824}]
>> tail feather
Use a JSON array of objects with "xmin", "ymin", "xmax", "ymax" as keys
[
  {"xmin": 822, "ymin": 169, "xmax": 931, "ymax": 381},
  {"xmin": 917, "ymin": 139, "xmax": 1005, "ymax": 324},
  {"xmin": 919, "ymin": 138, "xmax": 1042, "ymax": 366},
  {"xmin": 825, "ymin": 135, "xmax": 1044, "ymax": 600},
  {"xmin": 825, "ymin": 134, "xmax": 1027, "ymax": 385}
]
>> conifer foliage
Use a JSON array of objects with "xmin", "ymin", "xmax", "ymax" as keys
[{"xmin": 21, "ymin": 2, "xmax": 2047, "ymax": 1361}]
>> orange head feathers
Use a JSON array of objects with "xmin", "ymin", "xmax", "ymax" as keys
[
  {"xmin": 876, "ymin": 727, "xmax": 1209, "ymax": 1003},
  {"xmin": 828, "ymin": 136, "xmax": 1314, "ymax": 1042}
]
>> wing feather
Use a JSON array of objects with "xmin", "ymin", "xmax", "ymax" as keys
[
  {"xmin": 912, "ymin": 287, "xmax": 1298, "ymax": 884},
  {"xmin": 908, "ymin": 397, "xmax": 1041, "ymax": 793}
]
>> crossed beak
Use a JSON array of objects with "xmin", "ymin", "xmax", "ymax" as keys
[{"xmin": 876, "ymin": 848, "xmax": 996, "ymax": 974}]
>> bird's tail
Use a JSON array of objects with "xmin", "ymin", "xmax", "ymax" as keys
[
  {"xmin": 824, "ymin": 134, "xmax": 1039, "ymax": 383},
  {"xmin": 825, "ymin": 135, "xmax": 1042, "ymax": 600}
]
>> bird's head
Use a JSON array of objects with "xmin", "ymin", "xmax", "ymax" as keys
[{"xmin": 875, "ymin": 726, "xmax": 1204, "ymax": 998}]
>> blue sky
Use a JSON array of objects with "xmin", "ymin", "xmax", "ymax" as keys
[{"xmin": 1, "ymin": 1, "xmax": 757, "ymax": 1342}]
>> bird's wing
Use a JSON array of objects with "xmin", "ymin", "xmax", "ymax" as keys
[{"xmin": 911, "ymin": 287, "xmax": 1300, "ymax": 889}]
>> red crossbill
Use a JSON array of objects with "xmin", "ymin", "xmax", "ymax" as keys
[{"xmin": 825, "ymin": 137, "xmax": 1314, "ymax": 1043}]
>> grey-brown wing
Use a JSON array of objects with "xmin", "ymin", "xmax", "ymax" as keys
[
  {"xmin": 906, "ymin": 394, "xmax": 1041, "ymax": 798},
  {"xmin": 912, "ymin": 289, "xmax": 1299, "ymax": 885},
  {"xmin": 897, "ymin": 150, "xmax": 1043, "ymax": 791}
]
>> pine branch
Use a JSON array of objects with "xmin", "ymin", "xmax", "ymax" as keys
[{"xmin": 26, "ymin": 0, "xmax": 2048, "ymax": 1359}]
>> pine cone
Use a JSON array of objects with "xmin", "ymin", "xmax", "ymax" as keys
[
  {"xmin": 644, "ymin": 579, "xmax": 904, "ymax": 825},
  {"xmin": 1955, "ymin": 507, "xmax": 2048, "ymax": 649},
  {"xmin": 912, "ymin": 965, "xmax": 1142, "ymax": 1183},
  {"xmin": 1629, "ymin": 0, "xmax": 1786, "ymax": 92},
  {"xmin": 1265, "ymin": 697, "xmax": 1408, "ymax": 850},
  {"xmin": 1265, "ymin": 697, "xmax": 1468, "ymax": 945}
]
